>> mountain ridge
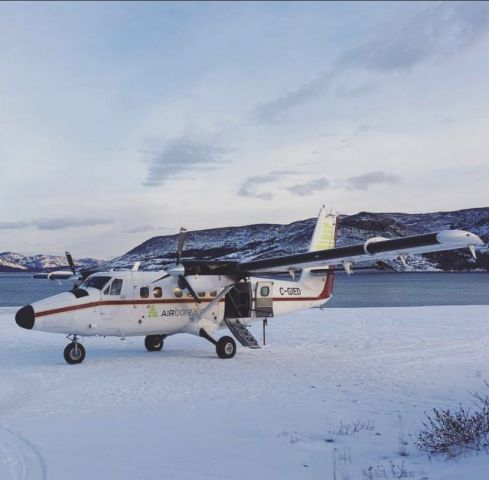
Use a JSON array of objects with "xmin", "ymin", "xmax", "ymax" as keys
[
  {"xmin": 0, "ymin": 252, "xmax": 103, "ymax": 273},
  {"xmin": 111, "ymin": 207, "xmax": 489, "ymax": 272},
  {"xmin": 2, "ymin": 207, "xmax": 488, "ymax": 273}
]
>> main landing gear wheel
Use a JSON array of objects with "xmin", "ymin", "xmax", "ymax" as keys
[
  {"xmin": 64, "ymin": 342, "xmax": 86, "ymax": 364},
  {"xmin": 216, "ymin": 336, "xmax": 236, "ymax": 359},
  {"xmin": 145, "ymin": 335, "xmax": 165, "ymax": 352}
]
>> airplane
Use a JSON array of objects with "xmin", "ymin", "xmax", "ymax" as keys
[{"xmin": 15, "ymin": 207, "xmax": 484, "ymax": 364}]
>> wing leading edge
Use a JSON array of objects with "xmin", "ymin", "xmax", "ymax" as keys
[{"xmin": 237, "ymin": 229, "xmax": 484, "ymax": 274}]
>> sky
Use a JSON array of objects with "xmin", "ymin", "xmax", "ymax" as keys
[{"xmin": 0, "ymin": 1, "xmax": 488, "ymax": 258}]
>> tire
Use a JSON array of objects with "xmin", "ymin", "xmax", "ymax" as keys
[
  {"xmin": 64, "ymin": 342, "xmax": 86, "ymax": 364},
  {"xmin": 216, "ymin": 336, "xmax": 236, "ymax": 359},
  {"xmin": 145, "ymin": 335, "xmax": 164, "ymax": 352}
]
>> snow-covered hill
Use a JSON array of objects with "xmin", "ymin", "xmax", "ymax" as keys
[
  {"xmin": 3, "ymin": 208, "xmax": 487, "ymax": 273},
  {"xmin": 108, "ymin": 207, "xmax": 489, "ymax": 272},
  {"xmin": 0, "ymin": 252, "xmax": 102, "ymax": 272}
]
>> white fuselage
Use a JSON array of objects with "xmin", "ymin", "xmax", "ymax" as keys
[{"xmin": 28, "ymin": 269, "xmax": 334, "ymax": 338}]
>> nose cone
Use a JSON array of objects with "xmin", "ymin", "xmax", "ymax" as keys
[{"xmin": 15, "ymin": 305, "xmax": 35, "ymax": 330}]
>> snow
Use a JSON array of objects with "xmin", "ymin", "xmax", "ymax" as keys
[
  {"xmin": 1, "ymin": 305, "xmax": 489, "ymax": 479},
  {"xmin": 0, "ymin": 253, "xmax": 102, "ymax": 272}
]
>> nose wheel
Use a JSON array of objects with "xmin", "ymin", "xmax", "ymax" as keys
[
  {"xmin": 64, "ymin": 337, "xmax": 86, "ymax": 364},
  {"xmin": 145, "ymin": 335, "xmax": 166, "ymax": 352}
]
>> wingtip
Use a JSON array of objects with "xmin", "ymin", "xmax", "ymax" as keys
[{"xmin": 436, "ymin": 230, "xmax": 484, "ymax": 246}]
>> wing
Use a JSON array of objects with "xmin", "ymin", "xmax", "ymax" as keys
[
  {"xmin": 236, "ymin": 230, "xmax": 484, "ymax": 274},
  {"xmin": 32, "ymin": 270, "xmax": 79, "ymax": 280},
  {"xmin": 32, "ymin": 251, "xmax": 90, "ymax": 281}
]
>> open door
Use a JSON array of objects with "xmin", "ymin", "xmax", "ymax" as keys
[
  {"xmin": 225, "ymin": 280, "xmax": 252, "ymax": 318},
  {"xmin": 255, "ymin": 281, "xmax": 273, "ymax": 317}
]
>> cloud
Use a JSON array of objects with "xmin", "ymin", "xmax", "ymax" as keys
[
  {"xmin": 253, "ymin": 70, "xmax": 337, "ymax": 123},
  {"xmin": 345, "ymin": 171, "xmax": 400, "ymax": 191},
  {"xmin": 288, "ymin": 178, "xmax": 330, "ymax": 197},
  {"xmin": 143, "ymin": 138, "xmax": 224, "ymax": 187},
  {"xmin": 336, "ymin": 124, "xmax": 372, "ymax": 149},
  {"xmin": 125, "ymin": 225, "xmax": 155, "ymax": 234},
  {"xmin": 253, "ymin": 2, "xmax": 489, "ymax": 122},
  {"xmin": 237, "ymin": 170, "xmax": 400, "ymax": 198},
  {"xmin": 237, "ymin": 170, "xmax": 298, "ymax": 200},
  {"xmin": 0, "ymin": 221, "xmax": 29, "ymax": 230},
  {"xmin": 31, "ymin": 217, "xmax": 113, "ymax": 230},
  {"xmin": 340, "ymin": 2, "xmax": 489, "ymax": 74},
  {"xmin": 0, "ymin": 218, "xmax": 113, "ymax": 231},
  {"xmin": 336, "ymin": 82, "xmax": 379, "ymax": 99},
  {"xmin": 353, "ymin": 125, "xmax": 371, "ymax": 136}
]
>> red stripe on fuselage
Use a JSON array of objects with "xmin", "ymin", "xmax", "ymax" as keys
[{"xmin": 35, "ymin": 272, "xmax": 333, "ymax": 318}]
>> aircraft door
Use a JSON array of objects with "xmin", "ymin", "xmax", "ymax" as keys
[
  {"xmin": 255, "ymin": 281, "xmax": 274, "ymax": 317},
  {"xmin": 100, "ymin": 278, "xmax": 127, "ymax": 334},
  {"xmin": 224, "ymin": 280, "xmax": 252, "ymax": 318}
]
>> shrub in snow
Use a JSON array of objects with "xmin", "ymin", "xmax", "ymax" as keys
[
  {"xmin": 335, "ymin": 419, "xmax": 375, "ymax": 436},
  {"xmin": 363, "ymin": 461, "xmax": 411, "ymax": 479},
  {"xmin": 416, "ymin": 390, "xmax": 489, "ymax": 456}
]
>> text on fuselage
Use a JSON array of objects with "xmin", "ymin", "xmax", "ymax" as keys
[
  {"xmin": 161, "ymin": 308, "xmax": 200, "ymax": 317},
  {"xmin": 279, "ymin": 287, "xmax": 302, "ymax": 296}
]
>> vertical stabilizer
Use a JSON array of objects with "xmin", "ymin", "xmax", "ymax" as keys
[
  {"xmin": 308, "ymin": 206, "xmax": 337, "ymax": 252},
  {"xmin": 300, "ymin": 206, "xmax": 337, "ymax": 297}
]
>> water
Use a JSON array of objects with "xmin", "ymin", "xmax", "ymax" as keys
[
  {"xmin": 0, "ymin": 273, "xmax": 70, "ymax": 307},
  {"xmin": 328, "ymin": 272, "xmax": 489, "ymax": 308},
  {"xmin": 0, "ymin": 272, "xmax": 487, "ymax": 308}
]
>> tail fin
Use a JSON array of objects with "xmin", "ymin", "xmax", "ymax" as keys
[
  {"xmin": 308, "ymin": 206, "xmax": 337, "ymax": 253},
  {"xmin": 301, "ymin": 206, "xmax": 337, "ymax": 296}
]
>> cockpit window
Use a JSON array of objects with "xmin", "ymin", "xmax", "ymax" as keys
[
  {"xmin": 110, "ymin": 279, "xmax": 123, "ymax": 295},
  {"xmin": 82, "ymin": 276, "xmax": 111, "ymax": 290}
]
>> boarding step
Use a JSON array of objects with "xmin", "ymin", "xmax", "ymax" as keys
[{"xmin": 224, "ymin": 318, "xmax": 260, "ymax": 348}]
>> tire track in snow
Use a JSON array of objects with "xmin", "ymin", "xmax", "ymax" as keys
[{"xmin": 0, "ymin": 426, "xmax": 47, "ymax": 480}]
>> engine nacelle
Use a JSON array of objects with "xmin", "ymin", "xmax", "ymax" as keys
[{"xmin": 363, "ymin": 236, "xmax": 389, "ymax": 255}]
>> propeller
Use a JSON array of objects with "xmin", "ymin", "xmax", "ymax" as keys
[
  {"xmin": 64, "ymin": 251, "xmax": 81, "ymax": 290},
  {"xmin": 167, "ymin": 227, "xmax": 201, "ymax": 303},
  {"xmin": 176, "ymin": 227, "xmax": 186, "ymax": 264},
  {"xmin": 177, "ymin": 275, "xmax": 200, "ymax": 303},
  {"xmin": 65, "ymin": 251, "xmax": 77, "ymax": 275}
]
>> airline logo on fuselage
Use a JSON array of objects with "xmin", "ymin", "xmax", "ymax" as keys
[{"xmin": 161, "ymin": 308, "xmax": 200, "ymax": 317}]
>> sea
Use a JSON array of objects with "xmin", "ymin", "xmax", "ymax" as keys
[{"xmin": 0, "ymin": 271, "xmax": 487, "ymax": 308}]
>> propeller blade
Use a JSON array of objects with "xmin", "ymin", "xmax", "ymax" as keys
[
  {"xmin": 65, "ymin": 251, "xmax": 76, "ymax": 275},
  {"xmin": 176, "ymin": 227, "xmax": 187, "ymax": 264},
  {"xmin": 178, "ymin": 275, "xmax": 201, "ymax": 303}
]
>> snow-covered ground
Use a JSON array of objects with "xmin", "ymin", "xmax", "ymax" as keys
[{"xmin": 1, "ymin": 305, "xmax": 489, "ymax": 480}]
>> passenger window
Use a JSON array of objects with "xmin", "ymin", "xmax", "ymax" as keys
[
  {"xmin": 153, "ymin": 287, "xmax": 162, "ymax": 298},
  {"xmin": 209, "ymin": 290, "xmax": 217, "ymax": 297},
  {"xmin": 260, "ymin": 286, "xmax": 270, "ymax": 297},
  {"xmin": 110, "ymin": 279, "xmax": 123, "ymax": 295},
  {"xmin": 198, "ymin": 291, "xmax": 205, "ymax": 297},
  {"xmin": 140, "ymin": 287, "xmax": 149, "ymax": 298},
  {"xmin": 174, "ymin": 288, "xmax": 183, "ymax": 298}
]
